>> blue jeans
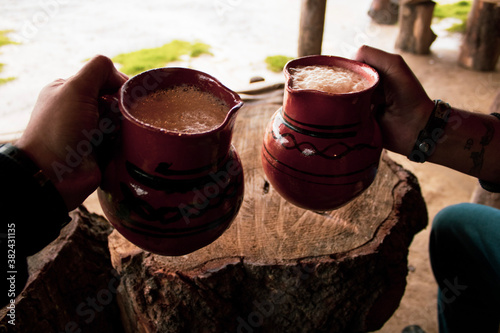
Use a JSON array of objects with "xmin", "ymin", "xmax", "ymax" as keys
[{"xmin": 430, "ymin": 203, "xmax": 500, "ymax": 333}]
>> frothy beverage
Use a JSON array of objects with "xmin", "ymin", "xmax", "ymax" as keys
[
  {"xmin": 290, "ymin": 65, "xmax": 370, "ymax": 94},
  {"xmin": 130, "ymin": 85, "xmax": 228, "ymax": 133}
]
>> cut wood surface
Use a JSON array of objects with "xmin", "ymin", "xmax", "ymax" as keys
[{"xmin": 109, "ymin": 100, "xmax": 428, "ymax": 333}]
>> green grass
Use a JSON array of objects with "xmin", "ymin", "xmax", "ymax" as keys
[
  {"xmin": 112, "ymin": 40, "xmax": 212, "ymax": 76},
  {"xmin": 434, "ymin": 1, "xmax": 472, "ymax": 32},
  {"xmin": 0, "ymin": 31, "xmax": 18, "ymax": 85},
  {"xmin": 265, "ymin": 55, "xmax": 294, "ymax": 73},
  {"xmin": 0, "ymin": 30, "xmax": 19, "ymax": 48},
  {"xmin": 0, "ymin": 77, "xmax": 16, "ymax": 85}
]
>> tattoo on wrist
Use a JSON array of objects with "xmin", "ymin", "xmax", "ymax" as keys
[
  {"xmin": 468, "ymin": 121, "xmax": 494, "ymax": 176},
  {"xmin": 464, "ymin": 138, "xmax": 473, "ymax": 150}
]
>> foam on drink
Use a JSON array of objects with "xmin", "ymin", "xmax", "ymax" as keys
[
  {"xmin": 129, "ymin": 85, "xmax": 228, "ymax": 133},
  {"xmin": 290, "ymin": 65, "xmax": 370, "ymax": 94}
]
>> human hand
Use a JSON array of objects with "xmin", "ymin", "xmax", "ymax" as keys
[
  {"xmin": 355, "ymin": 45, "xmax": 434, "ymax": 156},
  {"xmin": 16, "ymin": 55, "xmax": 128, "ymax": 211}
]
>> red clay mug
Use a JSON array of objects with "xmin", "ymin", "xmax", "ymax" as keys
[
  {"xmin": 98, "ymin": 67, "xmax": 244, "ymax": 256},
  {"xmin": 261, "ymin": 55, "xmax": 382, "ymax": 211}
]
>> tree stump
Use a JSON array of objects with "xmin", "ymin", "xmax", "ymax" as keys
[
  {"xmin": 458, "ymin": 0, "xmax": 500, "ymax": 71},
  {"xmin": 395, "ymin": 0, "xmax": 437, "ymax": 54},
  {"xmin": 0, "ymin": 207, "xmax": 123, "ymax": 333},
  {"xmin": 108, "ymin": 101, "xmax": 428, "ymax": 333},
  {"xmin": 368, "ymin": 0, "xmax": 400, "ymax": 25}
]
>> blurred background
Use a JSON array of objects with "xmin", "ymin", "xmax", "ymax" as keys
[{"xmin": 0, "ymin": 0, "xmax": 459, "ymax": 141}]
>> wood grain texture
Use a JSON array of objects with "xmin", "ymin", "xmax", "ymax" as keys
[{"xmin": 109, "ymin": 100, "xmax": 428, "ymax": 333}]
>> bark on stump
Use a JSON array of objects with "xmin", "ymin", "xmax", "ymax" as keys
[
  {"xmin": 298, "ymin": 0, "xmax": 327, "ymax": 57},
  {"xmin": 458, "ymin": 0, "xmax": 500, "ymax": 71},
  {"xmin": 471, "ymin": 90, "xmax": 500, "ymax": 208},
  {"xmin": 368, "ymin": 0, "xmax": 400, "ymax": 25},
  {"xmin": 0, "ymin": 207, "xmax": 123, "ymax": 333},
  {"xmin": 108, "ymin": 102, "xmax": 428, "ymax": 333},
  {"xmin": 395, "ymin": 0, "xmax": 437, "ymax": 54}
]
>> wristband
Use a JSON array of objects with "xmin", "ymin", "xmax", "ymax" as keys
[
  {"xmin": 408, "ymin": 100, "xmax": 451, "ymax": 163},
  {"xmin": 0, "ymin": 143, "xmax": 51, "ymax": 187}
]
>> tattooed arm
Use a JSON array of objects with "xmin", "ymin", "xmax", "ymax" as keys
[
  {"xmin": 428, "ymin": 109, "xmax": 500, "ymax": 184},
  {"xmin": 355, "ymin": 45, "xmax": 500, "ymax": 186}
]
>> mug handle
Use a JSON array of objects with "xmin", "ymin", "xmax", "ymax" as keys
[{"xmin": 96, "ymin": 93, "xmax": 122, "ymax": 171}]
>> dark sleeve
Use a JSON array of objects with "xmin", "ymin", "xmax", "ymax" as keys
[
  {"xmin": 0, "ymin": 143, "xmax": 70, "ymax": 308},
  {"xmin": 479, "ymin": 179, "xmax": 500, "ymax": 193},
  {"xmin": 478, "ymin": 113, "xmax": 500, "ymax": 193}
]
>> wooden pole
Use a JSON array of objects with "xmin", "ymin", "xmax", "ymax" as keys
[
  {"xmin": 458, "ymin": 0, "xmax": 500, "ymax": 71},
  {"xmin": 298, "ymin": 0, "xmax": 327, "ymax": 57}
]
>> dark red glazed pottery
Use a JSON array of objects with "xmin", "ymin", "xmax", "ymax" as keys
[
  {"xmin": 98, "ymin": 67, "xmax": 244, "ymax": 256},
  {"xmin": 261, "ymin": 55, "xmax": 382, "ymax": 211}
]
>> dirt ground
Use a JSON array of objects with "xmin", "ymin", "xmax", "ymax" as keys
[{"xmin": 83, "ymin": 45, "xmax": 499, "ymax": 333}]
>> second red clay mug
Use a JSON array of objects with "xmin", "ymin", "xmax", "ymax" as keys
[{"xmin": 261, "ymin": 55, "xmax": 382, "ymax": 211}]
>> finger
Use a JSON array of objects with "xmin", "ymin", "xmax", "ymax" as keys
[
  {"xmin": 68, "ymin": 55, "xmax": 127, "ymax": 97},
  {"xmin": 356, "ymin": 46, "xmax": 423, "ymax": 96},
  {"xmin": 118, "ymin": 71, "xmax": 129, "ymax": 81},
  {"xmin": 355, "ymin": 45, "xmax": 400, "ymax": 75},
  {"xmin": 42, "ymin": 78, "xmax": 66, "ymax": 90},
  {"xmin": 354, "ymin": 45, "xmax": 385, "ymax": 65}
]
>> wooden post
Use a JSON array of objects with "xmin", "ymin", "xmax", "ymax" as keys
[
  {"xmin": 368, "ymin": 0, "xmax": 400, "ymax": 24},
  {"xmin": 458, "ymin": 0, "xmax": 500, "ymax": 71},
  {"xmin": 395, "ymin": 0, "xmax": 437, "ymax": 54},
  {"xmin": 298, "ymin": 0, "xmax": 327, "ymax": 57}
]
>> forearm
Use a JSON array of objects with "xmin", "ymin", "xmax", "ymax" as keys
[
  {"xmin": 354, "ymin": 45, "xmax": 500, "ymax": 186},
  {"xmin": 427, "ymin": 108, "xmax": 500, "ymax": 185}
]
